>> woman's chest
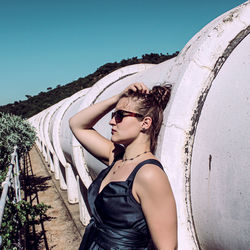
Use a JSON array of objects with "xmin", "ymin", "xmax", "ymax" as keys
[
  {"xmin": 94, "ymin": 181, "xmax": 145, "ymax": 228},
  {"xmin": 99, "ymin": 161, "xmax": 137, "ymax": 194}
]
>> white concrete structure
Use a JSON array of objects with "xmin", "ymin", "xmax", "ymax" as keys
[
  {"xmin": 190, "ymin": 30, "xmax": 250, "ymax": 250},
  {"xmin": 52, "ymin": 89, "xmax": 89, "ymax": 202},
  {"xmin": 43, "ymin": 99, "xmax": 66, "ymax": 173},
  {"xmin": 29, "ymin": 2, "xmax": 250, "ymax": 249}
]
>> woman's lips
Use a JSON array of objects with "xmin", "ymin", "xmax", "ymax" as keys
[{"xmin": 111, "ymin": 129, "xmax": 116, "ymax": 134}]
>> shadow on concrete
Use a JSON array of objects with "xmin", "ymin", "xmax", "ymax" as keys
[{"xmin": 20, "ymin": 152, "xmax": 53, "ymax": 250}]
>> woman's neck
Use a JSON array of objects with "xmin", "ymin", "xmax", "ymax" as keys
[{"xmin": 123, "ymin": 140, "xmax": 151, "ymax": 160}]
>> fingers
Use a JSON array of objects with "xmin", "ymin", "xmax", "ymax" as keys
[
  {"xmin": 126, "ymin": 83, "xmax": 149, "ymax": 94},
  {"xmin": 119, "ymin": 83, "xmax": 149, "ymax": 99}
]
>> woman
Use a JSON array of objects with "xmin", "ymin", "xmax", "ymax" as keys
[{"xmin": 69, "ymin": 83, "xmax": 177, "ymax": 250}]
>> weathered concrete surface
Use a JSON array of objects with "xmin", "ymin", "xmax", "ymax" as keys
[
  {"xmin": 28, "ymin": 146, "xmax": 83, "ymax": 249},
  {"xmin": 190, "ymin": 32, "xmax": 250, "ymax": 249}
]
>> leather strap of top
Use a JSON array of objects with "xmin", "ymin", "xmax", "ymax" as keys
[{"xmin": 127, "ymin": 159, "xmax": 164, "ymax": 182}]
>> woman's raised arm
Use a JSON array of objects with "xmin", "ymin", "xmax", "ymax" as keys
[{"xmin": 69, "ymin": 94, "xmax": 120, "ymax": 165}]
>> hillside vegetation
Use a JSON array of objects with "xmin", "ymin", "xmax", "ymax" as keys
[{"xmin": 0, "ymin": 52, "xmax": 178, "ymax": 118}]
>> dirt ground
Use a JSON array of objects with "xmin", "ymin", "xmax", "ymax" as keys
[{"xmin": 27, "ymin": 146, "xmax": 84, "ymax": 250}]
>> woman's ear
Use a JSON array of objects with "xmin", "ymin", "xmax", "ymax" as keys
[{"xmin": 141, "ymin": 116, "xmax": 152, "ymax": 132}]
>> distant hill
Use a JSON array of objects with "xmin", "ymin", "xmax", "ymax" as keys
[{"xmin": 0, "ymin": 52, "xmax": 178, "ymax": 118}]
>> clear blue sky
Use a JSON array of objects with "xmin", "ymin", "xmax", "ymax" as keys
[{"xmin": 0, "ymin": 0, "xmax": 246, "ymax": 105}]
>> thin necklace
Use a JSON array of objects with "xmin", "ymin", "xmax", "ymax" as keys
[
  {"xmin": 112, "ymin": 150, "xmax": 150, "ymax": 175},
  {"xmin": 122, "ymin": 150, "xmax": 151, "ymax": 162}
]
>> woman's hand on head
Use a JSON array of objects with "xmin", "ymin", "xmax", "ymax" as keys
[{"xmin": 121, "ymin": 83, "xmax": 150, "ymax": 97}]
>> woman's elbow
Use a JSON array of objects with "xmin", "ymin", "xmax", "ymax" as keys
[
  {"xmin": 69, "ymin": 116, "xmax": 88, "ymax": 133},
  {"xmin": 69, "ymin": 116, "xmax": 76, "ymax": 131}
]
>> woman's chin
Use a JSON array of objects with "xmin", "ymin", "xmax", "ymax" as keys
[
  {"xmin": 111, "ymin": 136, "xmax": 124, "ymax": 145},
  {"xmin": 111, "ymin": 135, "xmax": 118, "ymax": 143}
]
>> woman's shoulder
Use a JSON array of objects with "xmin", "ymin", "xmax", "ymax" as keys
[
  {"xmin": 134, "ymin": 158, "xmax": 171, "ymax": 194},
  {"xmin": 136, "ymin": 158, "xmax": 165, "ymax": 179}
]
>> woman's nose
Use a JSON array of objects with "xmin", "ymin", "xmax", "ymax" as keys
[{"xmin": 109, "ymin": 116, "xmax": 116, "ymax": 125}]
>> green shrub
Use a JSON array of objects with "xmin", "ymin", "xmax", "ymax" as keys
[
  {"xmin": 0, "ymin": 112, "xmax": 36, "ymax": 170},
  {"xmin": 0, "ymin": 200, "xmax": 51, "ymax": 249}
]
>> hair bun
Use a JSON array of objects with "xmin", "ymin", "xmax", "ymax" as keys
[{"xmin": 150, "ymin": 84, "xmax": 172, "ymax": 110}]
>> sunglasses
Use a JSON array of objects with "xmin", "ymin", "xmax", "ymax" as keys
[{"xmin": 111, "ymin": 110, "xmax": 144, "ymax": 123}]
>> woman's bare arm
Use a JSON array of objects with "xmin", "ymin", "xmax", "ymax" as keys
[
  {"xmin": 134, "ymin": 165, "xmax": 177, "ymax": 250},
  {"xmin": 69, "ymin": 94, "xmax": 120, "ymax": 165}
]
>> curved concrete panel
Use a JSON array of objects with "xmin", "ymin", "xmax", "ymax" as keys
[
  {"xmin": 38, "ymin": 108, "xmax": 51, "ymax": 161},
  {"xmin": 52, "ymin": 90, "xmax": 88, "ymax": 167},
  {"xmin": 33, "ymin": 112, "xmax": 44, "ymax": 151},
  {"xmin": 43, "ymin": 99, "xmax": 66, "ymax": 172},
  {"xmin": 52, "ymin": 88, "xmax": 90, "ymax": 203},
  {"xmin": 60, "ymin": 92, "xmax": 92, "ymax": 188},
  {"xmin": 191, "ymin": 33, "xmax": 250, "ymax": 250},
  {"xmin": 49, "ymin": 99, "xmax": 70, "ymax": 190},
  {"xmin": 160, "ymin": 2, "xmax": 250, "ymax": 249}
]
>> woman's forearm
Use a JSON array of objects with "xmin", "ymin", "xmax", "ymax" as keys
[{"xmin": 69, "ymin": 94, "xmax": 120, "ymax": 130}]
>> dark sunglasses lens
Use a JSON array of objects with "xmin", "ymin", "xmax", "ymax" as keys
[
  {"xmin": 111, "ymin": 111, "xmax": 123, "ymax": 123},
  {"xmin": 115, "ymin": 110, "xmax": 124, "ymax": 123}
]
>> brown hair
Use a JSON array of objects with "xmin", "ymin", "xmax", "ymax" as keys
[{"xmin": 120, "ymin": 84, "xmax": 172, "ymax": 153}]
